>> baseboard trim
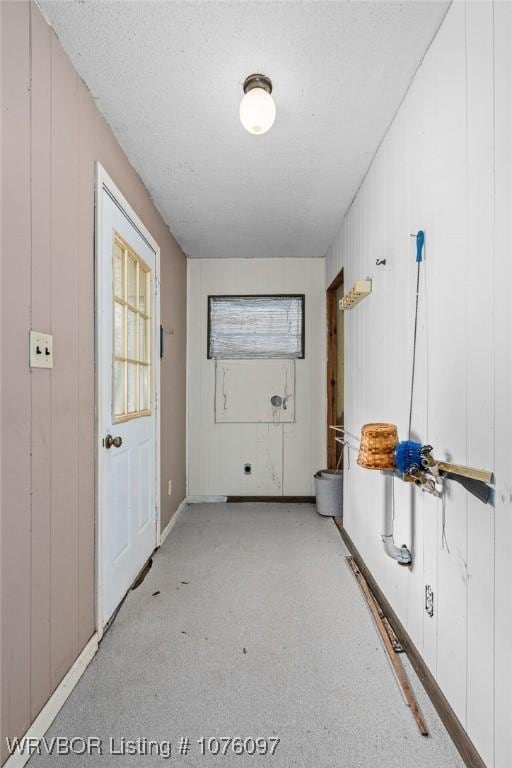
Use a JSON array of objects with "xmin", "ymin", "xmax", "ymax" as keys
[
  {"xmin": 334, "ymin": 519, "xmax": 486, "ymax": 768},
  {"xmin": 158, "ymin": 497, "xmax": 188, "ymax": 546},
  {"xmin": 4, "ymin": 634, "xmax": 99, "ymax": 768},
  {"xmin": 227, "ymin": 496, "xmax": 316, "ymax": 503},
  {"xmin": 186, "ymin": 495, "xmax": 227, "ymax": 504}
]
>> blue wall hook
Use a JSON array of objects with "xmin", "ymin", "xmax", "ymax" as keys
[{"xmin": 415, "ymin": 230, "xmax": 425, "ymax": 262}]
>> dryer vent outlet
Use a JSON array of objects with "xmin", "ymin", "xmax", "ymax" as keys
[{"xmin": 244, "ymin": 463, "xmax": 252, "ymax": 475}]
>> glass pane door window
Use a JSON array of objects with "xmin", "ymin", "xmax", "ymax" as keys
[{"xmin": 112, "ymin": 234, "xmax": 151, "ymax": 421}]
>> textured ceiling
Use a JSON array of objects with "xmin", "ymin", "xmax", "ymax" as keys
[{"xmin": 40, "ymin": 1, "xmax": 449, "ymax": 259}]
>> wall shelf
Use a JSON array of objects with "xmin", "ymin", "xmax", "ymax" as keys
[{"xmin": 339, "ymin": 279, "xmax": 372, "ymax": 310}]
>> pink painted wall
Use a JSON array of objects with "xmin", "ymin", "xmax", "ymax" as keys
[{"xmin": 0, "ymin": 2, "xmax": 187, "ymax": 759}]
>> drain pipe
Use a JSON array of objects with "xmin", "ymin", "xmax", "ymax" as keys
[{"xmin": 381, "ymin": 474, "xmax": 412, "ymax": 566}]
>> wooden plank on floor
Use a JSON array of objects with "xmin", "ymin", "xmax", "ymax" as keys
[
  {"xmin": 335, "ymin": 520, "xmax": 486, "ymax": 768},
  {"xmin": 346, "ymin": 556, "xmax": 428, "ymax": 737}
]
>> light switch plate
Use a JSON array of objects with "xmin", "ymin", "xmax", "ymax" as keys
[{"xmin": 30, "ymin": 331, "xmax": 53, "ymax": 369}]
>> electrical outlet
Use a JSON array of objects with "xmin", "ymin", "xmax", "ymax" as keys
[
  {"xmin": 425, "ymin": 585, "xmax": 434, "ymax": 618},
  {"xmin": 244, "ymin": 463, "xmax": 252, "ymax": 475},
  {"xmin": 167, "ymin": 480, "xmax": 172, "ymax": 496}
]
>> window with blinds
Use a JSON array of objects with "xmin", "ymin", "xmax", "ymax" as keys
[{"xmin": 208, "ymin": 295, "xmax": 305, "ymax": 359}]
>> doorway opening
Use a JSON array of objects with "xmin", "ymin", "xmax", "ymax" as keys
[{"xmin": 326, "ymin": 270, "xmax": 344, "ymax": 469}]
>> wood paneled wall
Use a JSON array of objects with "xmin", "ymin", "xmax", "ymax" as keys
[
  {"xmin": 187, "ymin": 258, "xmax": 326, "ymax": 497},
  {"xmin": 325, "ymin": 3, "xmax": 512, "ymax": 767},
  {"xmin": 0, "ymin": 2, "xmax": 187, "ymax": 761}
]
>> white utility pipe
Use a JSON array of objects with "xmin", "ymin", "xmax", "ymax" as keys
[{"xmin": 381, "ymin": 474, "xmax": 412, "ymax": 566}]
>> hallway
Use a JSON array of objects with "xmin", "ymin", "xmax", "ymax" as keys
[{"xmin": 28, "ymin": 504, "xmax": 463, "ymax": 767}]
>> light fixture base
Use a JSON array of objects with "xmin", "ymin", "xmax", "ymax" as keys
[{"xmin": 243, "ymin": 74, "xmax": 272, "ymax": 95}]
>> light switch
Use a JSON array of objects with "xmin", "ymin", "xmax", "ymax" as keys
[{"xmin": 30, "ymin": 331, "xmax": 53, "ymax": 369}]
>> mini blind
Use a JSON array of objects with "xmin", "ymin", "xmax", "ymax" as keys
[{"xmin": 208, "ymin": 295, "xmax": 305, "ymax": 359}]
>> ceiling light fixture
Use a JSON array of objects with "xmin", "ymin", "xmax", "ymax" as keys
[{"xmin": 240, "ymin": 74, "xmax": 276, "ymax": 135}]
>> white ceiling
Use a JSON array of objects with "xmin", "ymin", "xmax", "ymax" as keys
[{"xmin": 41, "ymin": 1, "xmax": 449, "ymax": 259}]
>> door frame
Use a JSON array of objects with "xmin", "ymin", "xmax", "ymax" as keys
[
  {"xmin": 94, "ymin": 163, "xmax": 161, "ymax": 637},
  {"xmin": 326, "ymin": 269, "xmax": 343, "ymax": 469}
]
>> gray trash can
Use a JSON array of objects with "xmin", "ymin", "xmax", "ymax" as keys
[{"xmin": 314, "ymin": 470, "xmax": 343, "ymax": 516}]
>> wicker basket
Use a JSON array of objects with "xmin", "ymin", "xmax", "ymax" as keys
[{"xmin": 357, "ymin": 423, "xmax": 398, "ymax": 470}]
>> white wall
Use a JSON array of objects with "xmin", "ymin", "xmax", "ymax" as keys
[
  {"xmin": 325, "ymin": 3, "xmax": 512, "ymax": 767},
  {"xmin": 188, "ymin": 258, "xmax": 326, "ymax": 497}
]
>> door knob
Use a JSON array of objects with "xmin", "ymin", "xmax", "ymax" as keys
[{"xmin": 104, "ymin": 434, "xmax": 123, "ymax": 449}]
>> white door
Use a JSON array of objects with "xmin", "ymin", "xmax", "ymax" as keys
[{"xmin": 97, "ymin": 176, "xmax": 159, "ymax": 627}]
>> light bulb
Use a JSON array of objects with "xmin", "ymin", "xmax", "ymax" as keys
[{"xmin": 240, "ymin": 86, "xmax": 276, "ymax": 135}]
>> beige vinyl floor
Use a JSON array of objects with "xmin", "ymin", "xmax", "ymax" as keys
[{"xmin": 27, "ymin": 502, "xmax": 464, "ymax": 767}]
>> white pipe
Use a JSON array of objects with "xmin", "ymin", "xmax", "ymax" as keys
[{"xmin": 381, "ymin": 474, "xmax": 412, "ymax": 566}]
